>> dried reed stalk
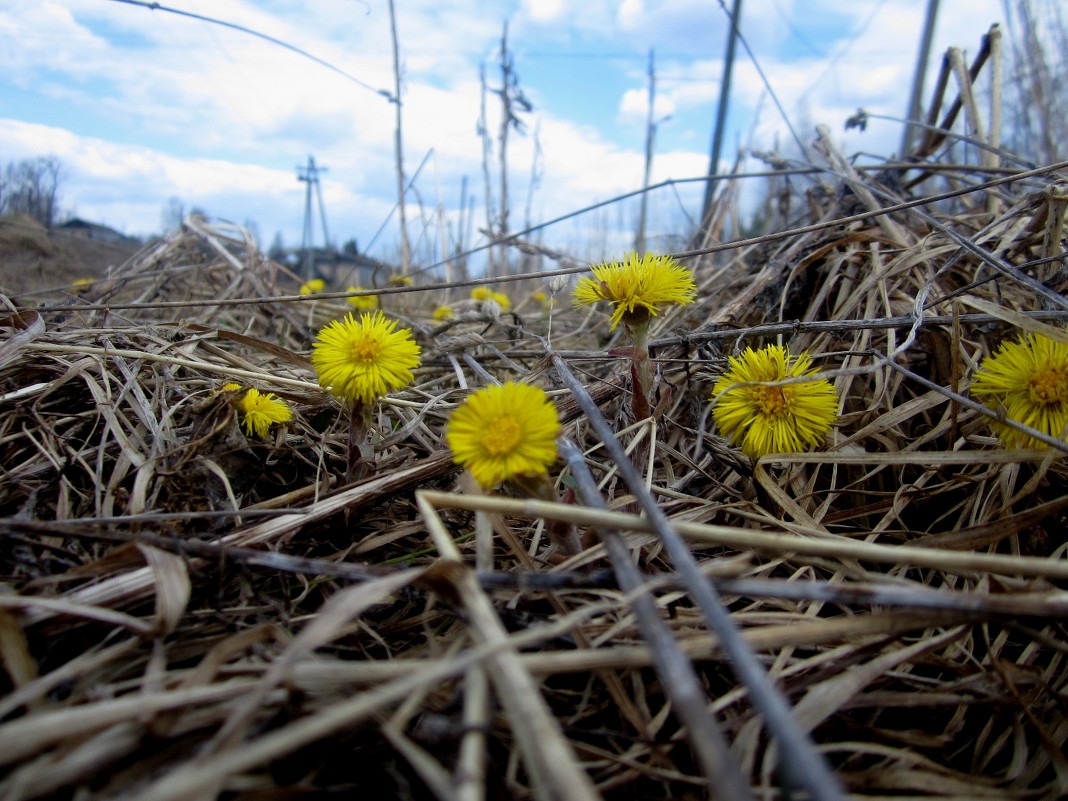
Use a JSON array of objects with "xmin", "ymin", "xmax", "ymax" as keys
[{"xmin": 2, "ymin": 63, "xmax": 1068, "ymax": 799}]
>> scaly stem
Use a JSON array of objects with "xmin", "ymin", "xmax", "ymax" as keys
[
  {"xmin": 629, "ymin": 320, "xmax": 652, "ymax": 421},
  {"xmin": 346, "ymin": 401, "xmax": 375, "ymax": 484},
  {"xmin": 511, "ymin": 471, "xmax": 583, "ymax": 556}
]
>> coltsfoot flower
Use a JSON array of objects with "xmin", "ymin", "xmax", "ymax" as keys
[
  {"xmin": 311, "ymin": 311, "xmax": 421, "ymax": 406},
  {"xmin": 711, "ymin": 344, "xmax": 838, "ymax": 460},
  {"xmin": 299, "ymin": 278, "xmax": 326, "ymax": 296},
  {"xmin": 446, "ymin": 382, "xmax": 561, "ymax": 489},
  {"xmin": 470, "ymin": 286, "xmax": 509, "ymax": 312},
  {"xmin": 433, "ymin": 305, "xmax": 454, "ymax": 321},
  {"xmin": 573, "ymin": 252, "xmax": 697, "ymax": 331},
  {"xmin": 346, "ymin": 286, "xmax": 378, "ymax": 311},
  {"xmin": 238, "ymin": 388, "xmax": 293, "ymax": 439},
  {"xmin": 971, "ymin": 330, "xmax": 1068, "ymax": 448}
]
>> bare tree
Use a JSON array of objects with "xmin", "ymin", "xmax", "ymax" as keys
[
  {"xmin": 268, "ymin": 231, "xmax": 287, "ymax": 262},
  {"xmin": 492, "ymin": 20, "xmax": 532, "ymax": 276},
  {"xmin": 475, "ymin": 22, "xmax": 534, "ymax": 278},
  {"xmin": 161, "ymin": 196, "xmax": 185, "ymax": 232},
  {"xmin": 1, "ymin": 156, "xmax": 64, "ymax": 227}
]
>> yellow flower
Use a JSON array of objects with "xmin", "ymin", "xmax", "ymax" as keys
[
  {"xmin": 532, "ymin": 291, "xmax": 547, "ymax": 303},
  {"xmin": 311, "ymin": 311, "xmax": 421, "ymax": 406},
  {"xmin": 72, "ymin": 277, "xmax": 95, "ymax": 291},
  {"xmin": 971, "ymin": 330, "xmax": 1068, "ymax": 448},
  {"xmin": 238, "ymin": 388, "xmax": 293, "ymax": 439},
  {"xmin": 218, "ymin": 382, "xmax": 243, "ymax": 393},
  {"xmin": 711, "ymin": 344, "xmax": 838, "ymax": 460},
  {"xmin": 300, "ymin": 278, "xmax": 326, "ymax": 296},
  {"xmin": 470, "ymin": 286, "xmax": 492, "ymax": 301},
  {"xmin": 388, "ymin": 275, "xmax": 413, "ymax": 287},
  {"xmin": 573, "ymin": 252, "xmax": 697, "ymax": 331},
  {"xmin": 433, "ymin": 305, "xmax": 454, "ymax": 321},
  {"xmin": 491, "ymin": 291, "xmax": 512, "ymax": 311},
  {"xmin": 346, "ymin": 286, "xmax": 379, "ymax": 311},
  {"xmin": 446, "ymin": 382, "xmax": 561, "ymax": 489}
]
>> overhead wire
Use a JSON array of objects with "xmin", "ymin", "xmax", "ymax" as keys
[
  {"xmin": 106, "ymin": 0, "xmax": 396, "ymax": 103},
  {"xmin": 714, "ymin": 0, "xmax": 807, "ymax": 158},
  {"xmin": 795, "ymin": 0, "xmax": 892, "ymax": 107}
]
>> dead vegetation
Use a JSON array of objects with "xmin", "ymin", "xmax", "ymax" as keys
[
  {"xmin": 0, "ymin": 214, "xmax": 142, "ymax": 298},
  {"xmin": 2, "ymin": 32, "xmax": 1068, "ymax": 801}
]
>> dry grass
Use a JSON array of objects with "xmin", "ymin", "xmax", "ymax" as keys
[
  {"xmin": 3, "ymin": 110, "xmax": 1068, "ymax": 801},
  {"xmin": 0, "ymin": 214, "xmax": 142, "ymax": 297}
]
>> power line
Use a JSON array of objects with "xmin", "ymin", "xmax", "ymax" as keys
[
  {"xmin": 106, "ymin": 0, "xmax": 396, "ymax": 102},
  {"xmin": 796, "ymin": 0, "xmax": 892, "ymax": 107},
  {"xmin": 767, "ymin": 0, "xmax": 826, "ymax": 58},
  {"xmin": 714, "ymin": 0, "xmax": 806, "ymax": 159}
]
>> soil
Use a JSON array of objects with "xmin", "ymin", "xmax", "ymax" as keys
[{"xmin": 0, "ymin": 214, "xmax": 144, "ymax": 302}]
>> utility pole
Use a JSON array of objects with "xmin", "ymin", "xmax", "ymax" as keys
[
  {"xmin": 297, "ymin": 155, "xmax": 330, "ymax": 281},
  {"xmin": 701, "ymin": 0, "xmax": 743, "ymax": 229},
  {"xmin": 635, "ymin": 48, "xmax": 656, "ymax": 255},
  {"xmin": 900, "ymin": 0, "xmax": 941, "ymax": 159}
]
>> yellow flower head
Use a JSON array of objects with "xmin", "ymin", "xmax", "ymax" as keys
[
  {"xmin": 446, "ymin": 382, "xmax": 561, "ymax": 489},
  {"xmin": 72, "ymin": 277, "xmax": 95, "ymax": 291},
  {"xmin": 311, "ymin": 311, "xmax": 422, "ymax": 406},
  {"xmin": 218, "ymin": 382, "xmax": 243, "ymax": 393},
  {"xmin": 346, "ymin": 286, "xmax": 379, "ymax": 311},
  {"xmin": 971, "ymin": 331, "xmax": 1068, "ymax": 448},
  {"xmin": 711, "ymin": 344, "xmax": 838, "ymax": 460},
  {"xmin": 300, "ymin": 278, "xmax": 326, "ymax": 296},
  {"xmin": 573, "ymin": 252, "xmax": 697, "ymax": 331},
  {"xmin": 491, "ymin": 291, "xmax": 512, "ymax": 311},
  {"xmin": 433, "ymin": 305, "xmax": 454, "ymax": 321},
  {"xmin": 388, "ymin": 275, "xmax": 413, "ymax": 287},
  {"xmin": 470, "ymin": 286, "xmax": 492, "ymax": 301},
  {"xmin": 238, "ymin": 388, "xmax": 293, "ymax": 439}
]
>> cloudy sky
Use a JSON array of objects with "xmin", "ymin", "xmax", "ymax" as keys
[{"xmin": 0, "ymin": 0, "xmax": 1016, "ymax": 267}]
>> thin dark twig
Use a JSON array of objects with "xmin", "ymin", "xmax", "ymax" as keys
[
  {"xmin": 548, "ymin": 351, "xmax": 846, "ymax": 801},
  {"xmin": 883, "ymin": 352, "xmax": 1068, "ymax": 453},
  {"xmin": 14, "ymin": 518, "xmax": 1065, "ymax": 618},
  {"xmin": 558, "ymin": 438, "xmax": 756, "ymax": 801},
  {"xmin": 856, "ymin": 175, "xmax": 1068, "ymax": 311},
  {"xmin": 108, "ymin": 0, "xmax": 396, "ymax": 101},
  {"xmin": 649, "ymin": 310, "xmax": 1068, "ymax": 350},
  {"xmin": 23, "ymin": 159, "xmax": 1068, "ymax": 317}
]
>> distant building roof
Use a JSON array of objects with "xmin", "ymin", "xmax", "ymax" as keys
[{"xmin": 59, "ymin": 218, "xmax": 139, "ymax": 246}]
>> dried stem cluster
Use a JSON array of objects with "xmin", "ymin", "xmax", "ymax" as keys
[{"xmin": 1, "ymin": 57, "xmax": 1068, "ymax": 801}]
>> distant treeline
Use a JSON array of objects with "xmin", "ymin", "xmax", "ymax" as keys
[{"xmin": 0, "ymin": 155, "xmax": 64, "ymax": 229}]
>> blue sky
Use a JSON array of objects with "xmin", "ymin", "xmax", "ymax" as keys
[{"xmin": 0, "ymin": 0, "xmax": 1015, "ymax": 267}]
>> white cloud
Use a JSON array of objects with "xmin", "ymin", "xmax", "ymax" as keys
[
  {"xmin": 0, "ymin": 0, "xmax": 1048, "ymax": 266},
  {"xmin": 0, "ymin": 120, "xmax": 303, "ymax": 236},
  {"xmin": 619, "ymin": 86, "xmax": 677, "ymax": 120},
  {"xmin": 521, "ymin": 0, "xmax": 565, "ymax": 24},
  {"xmin": 618, "ymin": 0, "xmax": 644, "ymax": 30}
]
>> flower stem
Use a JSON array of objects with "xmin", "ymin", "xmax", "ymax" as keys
[
  {"xmin": 629, "ymin": 322, "xmax": 652, "ymax": 421},
  {"xmin": 512, "ymin": 472, "xmax": 583, "ymax": 556},
  {"xmin": 346, "ymin": 401, "xmax": 375, "ymax": 484}
]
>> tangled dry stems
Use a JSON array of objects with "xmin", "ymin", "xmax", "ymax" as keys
[{"xmin": 1, "ymin": 151, "xmax": 1068, "ymax": 800}]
